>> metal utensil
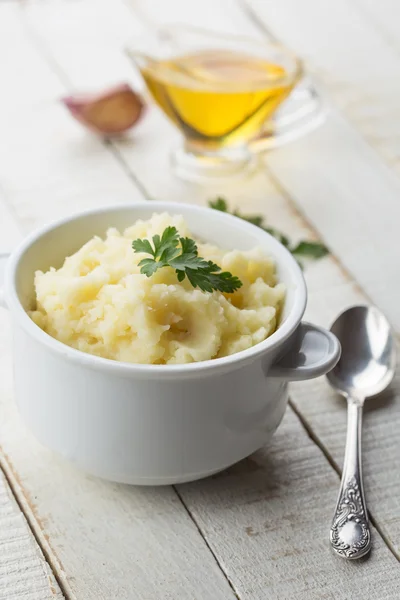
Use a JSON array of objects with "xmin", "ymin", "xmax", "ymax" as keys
[{"xmin": 327, "ymin": 305, "xmax": 396, "ymax": 559}]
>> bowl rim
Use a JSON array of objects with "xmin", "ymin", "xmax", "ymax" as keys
[{"xmin": 4, "ymin": 202, "xmax": 307, "ymax": 377}]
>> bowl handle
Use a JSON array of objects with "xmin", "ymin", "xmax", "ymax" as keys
[
  {"xmin": 0, "ymin": 253, "xmax": 9, "ymax": 309},
  {"xmin": 269, "ymin": 322, "xmax": 341, "ymax": 381}
]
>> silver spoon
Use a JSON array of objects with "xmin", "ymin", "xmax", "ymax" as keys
[{"xmin": 327, "ymin": 305, "xmax": 396, "ymax": 559}]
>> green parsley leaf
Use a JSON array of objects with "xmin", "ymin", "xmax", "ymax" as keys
[
  {"xmin": 264, "ymin": 227, "xmax": 290, "ymax": 248},
  {"xmin": 132, "ymin": 238, "xmax": 154, "ymax": 256},
  {"xmin": 184, "ymin": 262, "xmax": 242, "ymax": 294},
  {"xmin": 132, "ymin": 228, "xmax": 242, "ymax": 293},
  {"xmin": 234, "ymin": 211, "xmax": 264, "ymax": 228},
  {"xmin": 208, "ymin": 197, "xmax": 228, "ymax": 212},
  {"xmin": 291, "ymin": 241, "xmax": 329, "ymax": 259},
  {"xmin": 208, "ymin": 197, "xmax": 329, "ymax": 265},
  {"xmin": 154, "ymin": 226, "xmax": 180, "ymax": 259},
  {"xmin": 133, "ymin": 226, "xmax": 180, "ymax": 264},
  {"xmin": 137, "ymin": 257, "xmax": 161, "ymax": 277}
]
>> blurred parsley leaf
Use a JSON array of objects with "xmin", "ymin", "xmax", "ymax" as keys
[{"xmin": 208, "ymin": 197, "xmax": 328, "ymax": 265}]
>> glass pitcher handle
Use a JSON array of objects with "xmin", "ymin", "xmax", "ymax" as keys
[{"xmin": 250, "ymin": 78, "xmax": 327, "ymax": 153}]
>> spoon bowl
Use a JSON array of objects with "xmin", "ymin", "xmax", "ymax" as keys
[{"xmin": 327, "ymin": 305, "xmax": 396, "ymax": 400}]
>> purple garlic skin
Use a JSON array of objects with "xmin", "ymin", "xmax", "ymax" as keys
[{"xmin": 62, "ymin": 83, "xmax": 146, "ymax": 135}]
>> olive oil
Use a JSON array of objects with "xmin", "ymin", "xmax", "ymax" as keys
[{"xmin": 140, "ymin": 49, "xmax": 299, "ymax": 148}]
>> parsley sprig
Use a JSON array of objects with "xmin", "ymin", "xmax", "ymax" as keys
[
  {"xmin": 132, "ymin": 226, "xmax": 242, "ymax": 293},
  {"xmin": 209, "ymin": 197, "xmax": 328, "ymax": 263}
]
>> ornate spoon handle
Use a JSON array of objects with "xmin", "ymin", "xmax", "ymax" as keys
[{"xmin": 330, "ymin": 399, "xmax": 371, "ymax": 559}]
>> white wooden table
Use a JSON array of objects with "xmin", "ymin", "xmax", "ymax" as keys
[{"xmin": 1, "ymin": 1, "xmax": 400, "ymax": 598}]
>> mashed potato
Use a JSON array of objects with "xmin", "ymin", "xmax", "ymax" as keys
[{"xmin": 29, "ymin": 213, "xmax": 285, "ymax": 364}]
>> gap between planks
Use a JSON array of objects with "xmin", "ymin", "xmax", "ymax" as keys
[
  {"xmin": 173, "ymin": 396, "xmax": 400, "ymax": 599},
  {"xmin": 173, "ymin": 485, "xmax": 241, "ymax": 600},
  {"xmin": 288, "ymin": 399, "xmax": 400, "ymax": 562}
]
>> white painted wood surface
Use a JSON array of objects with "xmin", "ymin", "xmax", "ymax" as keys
[
  {"xmin": 178, "ymin": 410, "xmax": 400, "ymax": 600},
  {"xmin": 0, "ymin": 4, "xmax": 143, "ymax": 234},
  {"xmin": 245, "ymin": 0, "xmax": 400, "ymax": 171},
  {"xmin": 0, "ymin": 0, "xmax": 400, "ymax": 598},
  {"xmin": 0, "ymin": 468, "xmax": 63, "ymax": 600},
  {"xmin": 0, "ymin": 196, "xmax": 21, "ymax": 255}
]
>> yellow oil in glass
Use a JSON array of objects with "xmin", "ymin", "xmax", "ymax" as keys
[{"xmin": 140, "ymin": 49, "xmax": 299, "ymax": 148}]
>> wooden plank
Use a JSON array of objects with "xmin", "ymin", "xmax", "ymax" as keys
[
  {"xmin": 0, "ymin": 169, "xmax": 62, "ymax": 600},
  {"xmin": 0, "ymin": 196, "xmax": 22, "ymax": 254},
  {"xmin": 0, "ymin": 101, "xmax": 144, "ymax": 232},
  {"xmin": 264, "ymin": 113, "xmax": 400, "ymax": 328},
  {"xmin": 353, "ymin": 0, "xmax": 400, "ymax": 59},
  {"xmin": 177, "ymin": 408, "xmax": 400, "ymax": 600},
  {"xmin": 0, "ymin": 4, "xmax": 64, "ymax": 113},
  {"xmin": 350, "ymin": 0, "xmax": 400, "ymax": 165},
  {"xmin": 244, "ymin": 0, "xmax": 400, "ymax": 169},
  {"xmin": 0, "ymin": 3, "xmax": 143, "ymax": 234},
  {"xmin": 0, "ymin": 469, "xmax": 64, "ymax": 600},
  {"xmin": 243, "ymin": 0, "xmax": 400, "ymax": 331}
]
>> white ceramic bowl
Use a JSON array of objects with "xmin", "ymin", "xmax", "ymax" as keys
[{"xmin": 0, "ymin": 203, "xmax": 340, "ymax": 485}]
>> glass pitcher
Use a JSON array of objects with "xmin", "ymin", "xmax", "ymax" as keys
[{"xmin": 126, "ymin": 26, "xmax": 323, "ymax": 182}]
